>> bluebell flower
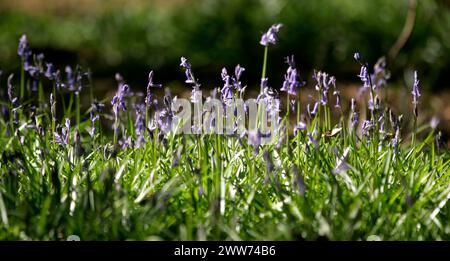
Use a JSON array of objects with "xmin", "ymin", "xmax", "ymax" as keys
[
  {"xmin": 180, "ymin": 57, "xmax": 191, "ymax": 69},
  {"xmin": 65, "ymin": 66, "xmax": 76, "ymax": 90},
  {"xmin": 307, "ymin": 102, "xmax": 319, "ymax": 118},
  {"xmin": 412, "ymin": 71, "xmax": 421, "ymax": 117},
  {"xmin": 248, "ymin": 129, "xmax": 261, "ymax": 155},
  {"xmin": 373, "ymin": 57, "xmax": 390, "ymax": 91},
  {"xmin": 88, "ymin": 101, "xmax": 103, "ymax": 138},
  {"xmin": 119, "ymin": 136, "xmax": 132, "ymax": 150},
  {"xmin": 430, "ymin": 116, "xmax": 439, "ymax": 130},
  {"xmin": 412, "ymin": 71, "xmax": 421, "ymax": 105},
  {"xmin": 353, "ymin": 52, "xmax": 362, "ymax": 62},
  {"xmin": 392, "ymin": 128, "xmax": 400, "ymax": 155},
  {"xmin": 7, "ymin": 74, "xmax": 18, "ymax": 107},
  {"xmin": 281, "ymin": 55, "xmax": 304, "ymax": 96},
  {"xmin": 362, "ymin": 120, "xmax": 372, "ymax": 138},
  {"xmin": 358, "ymin": 65, "xmax": 370, "ymax": 89},
  {"xmin": 45, "ymin": 63, "xmax": 56, "ymax": 80},
  {"xmin": 260, "ymin": 23, "xmax": 283, "ymax": 46},
  {"xmin": 180, "ymin": 57, "xmax": 201, "ymax": 103},
  {"xmin": 350, "ymin": 98, "xmax": 359, "ymax": 131},
  {"xmin": 146, "ymin": 70, "xmax": 162, "ymax": 108},
  {"xmin": 50, "ymin": 93, "xmax": 56, "ymax": 121},
  {"xmin": 220, "ymin": 68, "xmax": 233, "ymax": 104},
  {"xmin": 234, "ymin": 65, "xmax": 245, "ymax": 85},
  {"xmin": 333, "ymin": 90, "xmax": 341, "ymax": 109},
  {"xmin": 111, "ymin": 84, "xmax": 130, "ymax": 116},
  {"xmin": 134, "ymin": 104, "xmax": 146, "ymax": 148},
  {"xmin": 294, "ymin": 121, "xmax": 306, "ymax": 136},
  {"xmin": 55, "ymin": 118, "xmax": 70, "ymax": 146},
  {"xmin": 17, "ymin": 34, "xmax": 30, "ymax": 58}
]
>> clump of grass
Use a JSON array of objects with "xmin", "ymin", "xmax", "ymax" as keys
[{"xmin": 0, "ymin": 25, "xmax": 449, "ymax": 241}]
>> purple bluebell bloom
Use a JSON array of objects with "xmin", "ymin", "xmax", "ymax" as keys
[
  {"xmin": 180, "ymin": 57, "xmax": 202, "ymax": 103},
  {"xmin": 220, "ymin": 68, "xmax": 233, "ymax": 103},
  {"xmin": 358, "ymin": 65, "xmax": 370, "ymax": 89},
  {"xmin": 55, "ymin": 118, "xmax": 70, "ymax": 146},
  {"xmin": 373, "ymin": 57, "xmax": 390, "ymax": 91},
  {"xmin": 88, "ymin": 101, "xmax": 103, "ymax": 137},
  {"xmin": 180, "ymin": 57, "xmax": 191, "ymax": 69},
  {"xmin": 294, "ymin": 121, "xmax": 307, "ymax": 136},
  {"xmin": 353, "ymin": 52, "xmax": 362, "ymax": 62},
  {"xmin": 50, "ymin": 93, "xmax": 56, "ymax": 120},
  {"xmin": 17, "ymin": 35, "xmax": 30, "ymax": 58},
  {"xmin": 65, "ymin": 66, "xmax": 76, "ymax": 90},
  {"xmin": 313, "ymin": 71, "xmax": 334, "ymax": 107},
  {"xmin": 134, "ymin": 104, "xmax": 146, "ymax": 148},
  {"xmin": 234, "ymin": 65, "xmax": 245, "ymax": 84},
  {"xmin": 320, "ymin": 90, "xmax": 328, "ymax": 106},
  {"xmin": 281, "ymin": 55, "xmax": 304, "ymax": 96},
  {"xmin": 350, "ymin": 98, "xmax": 359, "ymax": 131},
  {"xmin": 333, "ymin": 90, "xmax": 341, "ymax": 109},
  {"xmin": 111, "ymin": 84, "xmax": 130, "ymax": 116},
  {"xmin": 362, "ymin": 120, "xmax": 372, "ymax": 138},
  {"xmin": 156, "ymin": 107, "xmax": 173, "ymax": 134},
  {"xmin": 260, "ymin": 23, "xmax": 283, "ymax": 46},
  {"xmin": 412, "ymin": 71, "xmax": 421, "ymax": 104},
  {"xmin": 257, "ymin": 83, "xmax": 280, "ymax": 120},
  {"xmin": 430, "ymin": 116, "xmax": 439, "ymax": 130},
  {"xmin": 180, "ymin": 57, "xmax": 195, "ymax": 84},
  {"xmin": 392, "ymin": 128, "xmax": 400, "ymax": 155},
  {"xmin": 307, "ymin": 102, "xmax": 319, "ymax": 118},
  {"xmin": 248, "ymin": 129, "xmax": 261, "ymax": 155},
  {"xmin": 119, "ymin": 136, "xmax": 132, "ymax": 150},
  {"xmin": 54, "ymin": 70, "xmax": 63, "ymax": 90},
  {"xmin": 435, "ymin": 132, "xmax": 442, "ymax": 153},
  {"xmin": 7, "ymin": 74, "xmax": 18, "ymax": 107},
  {"xmin": 45, "ymin": 63, "xmax": 55, "ymax": 80},
  {"xmin": 411, "ymin": 71, "xmax": 421, "ymax": 118},
  {"xmin": 146, "ymin": 70, "xmax": 162, "ymax": 108}
]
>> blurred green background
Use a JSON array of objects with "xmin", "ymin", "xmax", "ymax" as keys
[{"xmin": 0, "ymin": 0, "xmax": 449, "ymax": 93}]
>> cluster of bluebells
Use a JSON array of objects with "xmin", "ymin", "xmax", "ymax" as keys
[
  {"xmin": 2, "ymin": 27, "xmax": 437, "ymax": 168},
  {"xmin": 312, "ymin": 70, "xmax": 336, "ymax": 107},
  {"xmin": 17, "ymin": 34, "xmax": 88, "ymax": 95},
  {"xmin": 220, "ymin": 65, "xmax": 246, "ymax": 104}
]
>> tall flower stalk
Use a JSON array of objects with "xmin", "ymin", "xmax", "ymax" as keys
[
  {"xmin": 281, "ymin": 55, "xmax": 304, "ymax": 152},
  {"xmin": 111, "ymin": 78, "xmax": 130, "ymax": 145},
  {"xmin": 259, "ymin": 23, "xmax": 282, "ymax": 93},
  {"xmin": 17, "ymin": 34, "xmax": 29, "ymax": 100},
  {"xmin": 411, "ymin": 71, "xmax": 421, "ymax": 146}
]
